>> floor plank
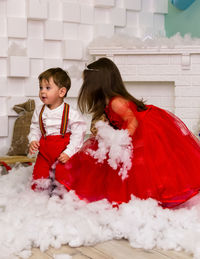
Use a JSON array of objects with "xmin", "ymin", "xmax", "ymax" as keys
[
  {"xmin": 71, "ymin": 254, "xmax": 90, "ymax": 259},
  {"xmin": 27, "ymin": 248, "xmax": 52, "ymax": 259},
  {"xmin": 154, "ymin": 248, "xmax": 193, "ymax": 259},
  {"xmin": 46, "ymin": 245, "xmax": 79, "ymax": 258},
  {"xmin": 77, "ymin": 246, "xmax": 112, "ymax": 259},
  {"xmin": 17, "ymin": 239, "xmax": 194, "ymax": 259},
  {"xmin": 94, "ymin": 240, "xmax": 168, "ymax": 259}
]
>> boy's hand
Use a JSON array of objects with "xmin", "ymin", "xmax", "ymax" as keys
[
  {"xmin": 58, "ymin": 152, "xmax": 70, "ymax": 163},
  {"xmin": 29, "ymin": 141, "xmax": 40, "ymax": 154}
]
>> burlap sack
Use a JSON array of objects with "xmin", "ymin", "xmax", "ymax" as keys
[{"xmin": 7, "ymin": 99, "xmax": 35, "ymax": 156}]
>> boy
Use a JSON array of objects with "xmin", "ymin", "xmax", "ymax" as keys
[{"xmin": 28, "ymin": 67, "xmax": 86, "ymax": 191}]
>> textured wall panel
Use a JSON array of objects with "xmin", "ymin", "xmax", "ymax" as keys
[
  {"xmin": 124, "ymin": 0, "xmax": 141, "ymax": 11},
  {"xmin": 0, "ymin": 79, "xmax": 8, "ymax": 96},
  {"xmin": 94, "ymin": 0, "xmax": 115, "ymax": 8},
  {"xmin": 27, "ymin": 21, "xmax": 43, "ymax": 38},
  {"xmin": 8, "ymin": 56, "xmax": 29, "ymax": 77},
  {"xmin": 48, "ymin": 0, "xmax": 62, "ymax": 20},
  {"xmin": 0, "ymin": 38, "xmax": 8, "ymax": 57},
  {"xmin": 44, "ymin": 59, "xmax": 63, "ymax": 70},
  {"xmin": 64, "ymin": 23, "xmax": 78, "ymax": 40},
  {"xmin": 7, "ymin": 17, "xmax": 27, "ymax": 38},
  {"xmin": 27, "ymin": 39, "xmax": 44, "ymax": 58},
  {"xmin": 27, "ymin": 0, "xmax": 48, "ymax": 20},
  {"xmin": 24, "ymin": 78, "xmax": 39, "ymax": 97},
  {"xmin": 110, "ymin": 8, "xmax": 126, "ymax": 27},
  {"xmin": 94, "ymin": 24, "xmax": 114, "ymax": 38},
  {"xmin": 62, "ymin": 3, "xmax": 81, "ymax": 23},
  {"xmin": 0, "ymin": 18, "xmax": 7, "ymax": 36},
  {"xmin": 0, "ymin": 116, "xmax": 8, "ymax": 137},
  {"xmin": 6, "ymin": 0, "xmax": 26, "ymax": 17},
  {"xmin": 81, "ymin": 4, "xmax": 94, "ymax": 24},
  {"xmin": 44, "ymin": 21, "xmax": 63, "ymax": 40},
  {"xmin": 0, "ymin": 0, "xmax": 169, "ymax": 149},
  {"xmin": 63, "ymin": 40, "xmax": 83, "ymax": 60},
  {"xmin": 44, "ymin": 41, "xmax": 62, "ymax": 58},
  {"xmin": 30, "ymin": 59, "xmax": 43, "ymax": 77}
]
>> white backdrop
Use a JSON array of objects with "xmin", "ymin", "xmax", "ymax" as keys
[{"xmin": 0, "ymin": 0, "xmax": 168, "ymax": 152}]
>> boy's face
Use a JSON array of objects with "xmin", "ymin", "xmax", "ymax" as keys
[{"xmin": 39, "ymin": 77, "xmax": 67, "ymax": 109}]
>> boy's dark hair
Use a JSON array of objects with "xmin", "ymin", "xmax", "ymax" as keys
[{"xmin": 38, "ymin": 67, "xmax": 71, "ymax": 97}]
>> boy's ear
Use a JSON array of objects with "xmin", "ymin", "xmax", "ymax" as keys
[{"xmin": 59, "ymin": 87, "xmax": 67, "ymax": 97}]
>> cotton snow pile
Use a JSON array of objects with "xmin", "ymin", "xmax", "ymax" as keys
[
  {"xmin": 1, "ymin": 122, "xmax": 200, "ymax": 259},
  {"xmin": 1, "ymin": 165, "xmax": 200, "ymax": 258},
  {"xmin": 86, "ymin": 120, "xmax": 133, "ymax": 180},
  {"xmin": 89, "ymin": 33, "xmax": 200, "ymax": 50}
]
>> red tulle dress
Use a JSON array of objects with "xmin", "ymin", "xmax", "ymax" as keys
[{"xmin": 59, "ymin": 97, "xmax": 200, "ymax": 208}]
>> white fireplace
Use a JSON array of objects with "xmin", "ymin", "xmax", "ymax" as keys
[{"xmin": 89, "ymin": 46, "xmax": 200, "ymax": 134}]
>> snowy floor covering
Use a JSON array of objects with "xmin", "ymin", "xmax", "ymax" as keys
[{"xmin": 0, "ymin": 165, "xmax": 200, "ymax": 259}]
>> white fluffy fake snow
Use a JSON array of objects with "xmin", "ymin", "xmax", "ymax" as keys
[
  {"xmin": 1, "ymin": 165, "xmax": 200, "ymax": 258},
  {"xmin": 89, "ymin": 33, "xmax": 200, "ymax": 49},
  {"xmin": 86, "ymin": 121, "xmax": 133, "ymax": 180}
]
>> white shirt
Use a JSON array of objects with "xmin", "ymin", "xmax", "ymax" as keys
[{"xmin": 28, "ymin": 102, "xmax": 87, "ymax": 157}]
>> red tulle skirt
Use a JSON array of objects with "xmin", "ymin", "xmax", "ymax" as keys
[{"xmin": 59, "ymin": 106, "xmax": 200, "ymax": 208}]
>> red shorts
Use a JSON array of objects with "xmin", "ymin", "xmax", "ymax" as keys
[{"xmin": 32, "ymin": 133, "xmax": 71, "ymax": 190}]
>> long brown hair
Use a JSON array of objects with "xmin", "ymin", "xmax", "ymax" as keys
[{"xmin": 78, "ymin": 57, "xmax": 147, "ymax": 120}]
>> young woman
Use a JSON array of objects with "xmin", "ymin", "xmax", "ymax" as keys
[{"xmin": 58, "ymin": 57, "xmax": 200, "ymax": 209}]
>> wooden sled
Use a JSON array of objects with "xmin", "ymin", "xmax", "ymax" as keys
[{"xmin": 0, "ymin": 156, "xmax": 36, "ymax": 172}]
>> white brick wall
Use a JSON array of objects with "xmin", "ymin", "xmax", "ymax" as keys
[
  {"xmin": 110, "ymin": 8, "xmax": 126, "ymax": 27},
  {"xmin": 62, "ymin": 2, "xmax": 81, "ymax": 23},
  {"xmin": 142, "ymin": 0, "xmax": 168, "ymax": 13},
  {"xmin": 124, "ymin": 0, "xmax": 141, "ymax": 11},
  {"xmin": 7, "ymin": 18, "xmax": 27, "ymax": 38},
  {"xmin": 94, "ymin": 0, "xmax": 115, "ymax": 8},
  {"xmin": 0, "ymin": 116, "xmax": 8, "ymax": 137},
  {"xmin": 48, "ymin": 0, "xmax": 62, "ymax": 20},
  {"xmin": 8, "ymin": 56, "xmax": 30, "ymax": 77},
  {"xmin": 27, "ymin": 39, "xmax": 44, "ymax": 58},
  {"xmin": 0, "ymin": 38, "xmax": 8, "ymax": 57},
  {"xmin": 0, "ymin": 0, "xmax": 189, "ymax": 154},
  {"xmin": 63, "ymin": 40, "xmax": 83, "ymax": 60},
  {"xmin": 44, "ymin": 21, "xmax": 63, "ymax": 40},
  {"xmin": 0, "ymin": 18, "xmax": 7, "ymax": 36},
  {"xmin": 0, "ymin": 97, "xmax": 7, "ymax": 115},
  {"xmin": 27, "ymin": 0, "xmax": 48, "ymax": 20},
  {"xmin": 7, "ymin": 0, "xmax": 26, "ymax": 17},
  {"xmin": 94, "ymin": 24, "xmax": 114, "ymax": 38},
  {"xmin": 80, "ymin": 5, "xmax": 94, "ymax": 24}
]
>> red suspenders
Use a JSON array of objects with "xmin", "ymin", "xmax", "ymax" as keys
[
  {"xmin": 39, "ymin": 105, "xmax": 46, "ymax": 136},
  {"xmin": 60, "ymin": 103, "xmax": 70, "ymax": 136},
  {"xmin": 39, "ymin": 103, "xmax": 70, "ymax": 137}
]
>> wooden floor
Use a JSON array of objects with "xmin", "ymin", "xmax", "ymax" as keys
[{"xmin": 20, "ymin": 239, "xmax": 193, "ymax": 259}]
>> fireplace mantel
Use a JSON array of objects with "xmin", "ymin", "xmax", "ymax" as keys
[
  {"xmin": 89, "ymin": 46, "xmax": 200, "ymax": 55},
  {"xmin": 89, "ymin": 45, "xmax": 200, "ymax": 73}
]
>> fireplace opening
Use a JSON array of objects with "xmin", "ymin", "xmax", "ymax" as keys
[{"xmin": 125, "ymin": 81, "xmax": 175, "ymax": 113}]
